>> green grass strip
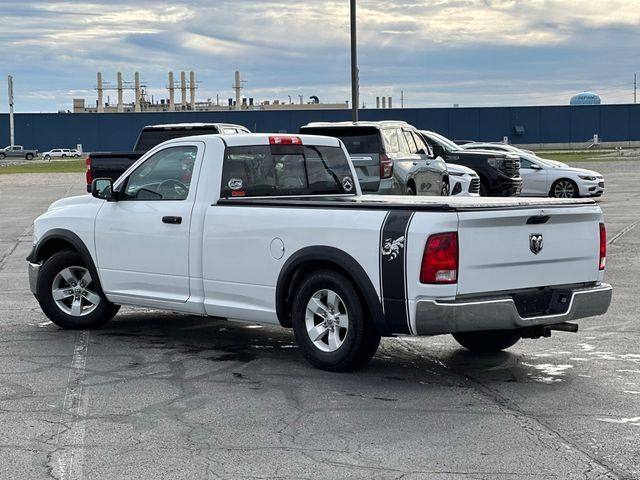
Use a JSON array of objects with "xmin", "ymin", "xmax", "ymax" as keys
[{"xmin": 0, "ymin": 159, "xmax": 85, "ymax": 175}]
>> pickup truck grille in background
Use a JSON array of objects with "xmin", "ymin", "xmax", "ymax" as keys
[
  {"xmin": 500, "ymin": 157, "xmax": 520, "ymax": 178},
  {"xmin": 469, "ymin": 178, "xmax": 480, "ymax": 194}
]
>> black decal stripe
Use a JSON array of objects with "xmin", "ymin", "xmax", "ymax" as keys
[
  {"xmin": 380, "ymin": 210, "xmax": 413, "ymax": 334},
  {"xmin": 403, "ymin": 212, "xmax": 415, "ymax": 334},
  {"xmin": 378, "ymin": 211, "xmax": 391, "ymax": 315}
]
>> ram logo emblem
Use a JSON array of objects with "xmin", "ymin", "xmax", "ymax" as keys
[
  {"xmin": 530, "ymin": 234, "xmax": 543, "ymax": 255},
  {"xmin": 381, "ymin": 236, "xmax": 405, "ymax": 261}
]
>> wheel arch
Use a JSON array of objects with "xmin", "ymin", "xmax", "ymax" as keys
[
  {"xmin": 275, "ymin": 246, "xmax": 390, "ymax": 336},
  {"xmin": 27, "ymin": 229, "xmax": 106, "ymax": 297}
]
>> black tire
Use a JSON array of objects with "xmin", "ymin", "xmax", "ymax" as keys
[
  {"xmin": 36, "ymin": 249, "xmax": 119, "ymax": 330},
  {"xmin": 452, "ymin": 330, "xmax": 520, "ymax": 353},
  {"xmin": 550, "ymin": 179, "xmax": 578, "ymax": 198},
  {"xmin": 25, "ymin": 153, "xmax": 34, "ymax": 160},
  {"xmin": 44, "ymin": 155, "xmax": 51, "ymax": 160},
  {"xmin": 291, "ymin": 270, "xmax": 381, "ymax": 371},
  {"xmin": 62, "ymin": 154, "xmax": 66, "ymax": 158},
  {"xmin": 0, "ymin": 153, "xmax": 5, "ymax": 159},
  {"xmin": 441, "ymin": 179, "xmax": 450, "ymax": 196},
  {"xmin": 406, "ymin": 184, "xmax": 416, "ymax": 195}
]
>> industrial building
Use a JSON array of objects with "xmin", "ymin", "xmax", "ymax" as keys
[{"xmin": 73, "ymin": 71, "xmax": 349, "ymax": 114}]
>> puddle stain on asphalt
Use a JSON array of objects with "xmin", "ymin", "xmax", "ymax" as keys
[{"xmin": 520, "ymin": 363, "xmax": 574, "ymax": 384}]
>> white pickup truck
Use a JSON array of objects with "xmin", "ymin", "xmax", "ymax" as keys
[{"xmin": 27, "ymin": 134, "xmax": 612, "ymax": 371}]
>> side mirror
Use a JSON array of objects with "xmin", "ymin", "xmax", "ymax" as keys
[
  {"xmin": 91, "ymin": 178, "xmax": 116, "ymax": 200},
  {"xmin": 530, "ymin": 164, "xmax": 543, "ymax": 170},
  {"xmin": 432, "ymin": 144, "xmax": 445, "ymax": 157}
]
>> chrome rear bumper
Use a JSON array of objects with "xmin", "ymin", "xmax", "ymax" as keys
[{"xmin": 415, "ymin": 283, "xmax": 612, "ymax": 335}]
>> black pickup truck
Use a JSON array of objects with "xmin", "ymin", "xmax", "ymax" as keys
[
  {"xmin": 85, "ymin": 123, "xmax": 250, "ymax": 191},
  {"xmin": 418, "ymin": 130, "xmax": 522, "ymax": 196}
]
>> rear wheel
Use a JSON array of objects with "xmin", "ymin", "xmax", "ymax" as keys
[
  {"xmin": 441, "ymin": 179, "xmax": 450, "ymax": 196},
  {"xmin": 36, "ymin": 250, "xmax": 119, "ymax": 329},
  {"xmin": 0, "ymin": 153, "xmax": 6, "ymax": 159},
  {"xmin": 551, "ymin": 179, "xmax": 578, "ymax": 198},
  {"xmin": 291, "ymin": 270, "xmax": 380, "ymax": 371},
  {"xmin": 406, "ymin": 184, "xmax": 416, "ymax": 195},
  {"xmin": 25, "ymin": 153, "xmax": 34, "ymax": 160},
  {"xmin": 452, "ymin": 330, "xmax": 520, "ymax": 352}
]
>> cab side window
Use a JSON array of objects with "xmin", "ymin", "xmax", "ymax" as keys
[
  {"xmin": 123, "ymin": 146, "xmax": 197, "ymax": 201},
  {"xmin": 402, "ymin": 129, "xmax": 419, "ymax": 154}
]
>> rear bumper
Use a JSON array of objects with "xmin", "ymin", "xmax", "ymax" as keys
[{"xmin": 415, "ymin": 283, "xmax": 612, "ymax": 335}]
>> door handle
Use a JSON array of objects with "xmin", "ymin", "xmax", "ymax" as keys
[{"xmin": 162, "ymin": 216, "xmax": 182, "ymax": 224}]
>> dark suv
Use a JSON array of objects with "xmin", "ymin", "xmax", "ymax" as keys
[
  {"xmin": 300, "ymin": 121, "xmax": 449, "ymax": 196},
  {"xmin": 418, "ymin": 130, "xmax": 521, "ymax": 196}
]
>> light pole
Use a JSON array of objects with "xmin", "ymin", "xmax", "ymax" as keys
[
  {"xmin": 8, "ymin": 75, "xmax": 15, "ymax": 147},
  {"xmin": 350, "ymin": 0, "xmax": 359, "ymax": 122}
]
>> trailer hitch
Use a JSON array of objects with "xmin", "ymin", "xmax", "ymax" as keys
[{"xmin": 519, "ymin": 322, "xmax": 579, "ymax": 339}]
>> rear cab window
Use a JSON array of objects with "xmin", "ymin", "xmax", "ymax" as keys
[{"xmin": 220, "ymin": 143, "xmax": 357, "ymax": 198}]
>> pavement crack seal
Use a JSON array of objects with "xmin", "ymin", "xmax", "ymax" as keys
[
  {"xmin": 396, "ymin": 338, "xmax": 626, "ymax": 480},
  {"xmin": 48, "ymin": 330, "xmax": 90, "ymax": 480},
  {"xmin": 608, "ymin": 219, "xmax": 640, "ymax": 246}
]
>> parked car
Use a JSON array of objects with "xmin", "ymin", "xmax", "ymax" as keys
[
  {"xmin": 300, "ymin": 121, "xmax": 449, "ymax": 196},
  {"xmin": 0, "ymin": 145, "xmax": 38, "ymax": 160},
  {"xmin": 447, "ymin": 163, "xmax": 480, "ymax": 196},
  {"xmin": 85, "ymin": 123, "xmax": 251, "ymax": 191},
  {"xmin": 42, "ymin": 148, "xmax": 81, "ymax": 160},
  {"xmin": 27, "ymin": 133, "xmax": 611, "ymax": 371},
  {"xmin": 461, "ymin": 143, "xmax": 604, "ymax": 198},
  {"xmin": 417, "ymin": 131, "xmax": 521, "ymax": 196}
]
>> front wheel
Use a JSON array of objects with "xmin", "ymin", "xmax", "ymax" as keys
[
  {"xmin": 291, "ymin": 270, "xmax": 380, "ymax": 371},
  {"xmin": 44, "ymin": 155, "xmax": 51, "ymax": 160},
  {"xmin": 551, "ymin": 179, "xmax": 578, "ymax": 198},
  {"xmin": 452, "ymin": 330, "xmax": 520, "ymax": 352},
  {"xmin": 36, "ymin": 250, "xmax": 119, "ymax": 329}
]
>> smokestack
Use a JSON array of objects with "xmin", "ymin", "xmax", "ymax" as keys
[
  {"xmin": 376, "ymin": 96, "xmax": 380, "ymax": 109},
  {"xmin": 381, "ymin": 97, "xmax": 386, "ymax": 109},
  {"xmin": 168, "ymin": 71, "xmax": 175, "ymax": 111},
  {"xmin": 181, "ymin": 71, "xmax": 187, "ymax": 110},
  {"xmin": 388, "ymin": 97, "xmax": 392, "ymax": 109},
  {"xmin": 189, "ymin": 71, "xmax": 196, "ymax": 110},
  {"xmin": 97, "ymin": 72, "xmax": 104, "ymax": 113},
  {"xmin": 117, "ymin": 72, "xmax": 123, "ymax": 112},
  {"xmin": 234, "ymin": 71, "xmax": 242, "ymax": 111},
  {"xmin": 134, "ymin": 72, "xmax": 141, "ymax": 112}
]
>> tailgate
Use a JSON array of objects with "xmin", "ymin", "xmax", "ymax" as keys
[
  {"xmin": 349, "ymin": 154, "xmax": 381, "ymax": 192},
  {"xmin": 457, "ymin": 205, "xmax": 603, "ymax": 295}
]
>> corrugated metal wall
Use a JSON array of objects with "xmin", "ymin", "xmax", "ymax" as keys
[{"xmin": 1, "ymin": 104, "xmax": 639, "ymax": 151}]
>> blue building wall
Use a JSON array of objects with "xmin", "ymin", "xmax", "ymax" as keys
[{"xmin": 1, "ymin": 104, "xmax": 639, "ymax": 152}]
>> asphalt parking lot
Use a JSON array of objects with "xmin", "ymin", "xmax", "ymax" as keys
[{"xmin": 1, "ymin": 161, "xmax": 638, "ymax": 480}]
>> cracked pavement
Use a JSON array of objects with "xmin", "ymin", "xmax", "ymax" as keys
[{"xmin": 0, "ymin": 162, "xmax": 638, "ymax": 480}]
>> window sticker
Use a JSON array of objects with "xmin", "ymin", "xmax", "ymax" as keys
[
  {"xmin": 342, "ymin": 176, "xmax": 354, "ymax": 192},
  {"xmin": 228, "ymin": 178, "xmax": 243, "ymax": 190}
]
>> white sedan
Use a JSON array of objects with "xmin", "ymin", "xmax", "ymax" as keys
[
  {"xmin": 462, "ymin": 143, "xmax": 604, "ymax": 198},
  {"xmin": 42, "ymin": 148, "xmax": 81, "ymax": 160},
  {"xmin": 447, "ymin": 163, "xmax": 480, "ymax": 196}
]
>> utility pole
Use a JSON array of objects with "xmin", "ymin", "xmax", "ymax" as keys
[
  {"xmin": 7, "ymin": 75, "xmax": 15, "ymax": 147},
  {"xmin": 401, "ymin": 90, "xmax": 404, "ymax": 108},
  {"xmin": 350, "ymin": 0, "xmax": 359, "ymax": 122},
  {"xmin": 634, "ymin": 73, "xmax": 637, "ymax": 104}
]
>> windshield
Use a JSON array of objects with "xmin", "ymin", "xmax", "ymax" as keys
[{"xmin": 423, "ymin": 131, "xmax": 460, "ymax": 151}]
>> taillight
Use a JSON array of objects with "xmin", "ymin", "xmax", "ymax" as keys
[
  {"xmin": 85, "ymin": 157, "xmax": 92, "ymax": 186},
  {"xmin": 380, "ymin": 153, "xmax": 393, "ymax": 179},
  {"xmin": 269, "ymin": 135, "xmax": 302, "ymax": 145},
  {"xmin": 420, "ymin": 232, "xmax": 458, "ymax": 284},
  {"xmin": 599, "ymin": 223, "xmax": 606, "ymax": 270}
]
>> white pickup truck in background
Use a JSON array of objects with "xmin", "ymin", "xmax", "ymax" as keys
[{"xmin": 27, "ymin": 134, "xmax": 612, "ymax": 371}]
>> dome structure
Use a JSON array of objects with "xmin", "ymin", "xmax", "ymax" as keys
[{"xmin": 570, "ymin": 92, "xmax": 601, "ymax": 105}]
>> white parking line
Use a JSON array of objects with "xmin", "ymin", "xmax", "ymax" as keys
[{"xmin": 51, "ymin": 330, "xmax": 90, "ymax": 480}]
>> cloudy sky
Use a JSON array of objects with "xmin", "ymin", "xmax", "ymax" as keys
[{"xmin": 1, "ymin": 0, "xmax": 639, "ymax": 112}]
